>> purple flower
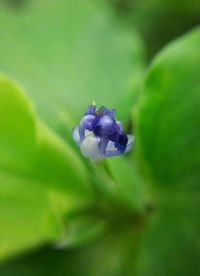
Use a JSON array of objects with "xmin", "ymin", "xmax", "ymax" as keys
[{"xmin": 72, "ymin": 102, "xmax": 135, "ymax": 160}]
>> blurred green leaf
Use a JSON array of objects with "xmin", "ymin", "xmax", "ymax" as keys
[
  {"xmin": 0, "ymin": 0, "xmax": 144, "ymax": 138},
  {"xmin": 129, "ymin": 0, "xmax": 200, "ymax": 12},
  {"xmin": 134, "ymin": 28, "xmax": 200, "ymax": 275},
  {"xmin": 0, "ymin": 224, "xmax": 142, "ymax": 276},
  {"xmin": 0, "ymin": 75, "xmax": 93, "ymax": 261},
  {"xmin": 110, "ymin": 0, "xmax": 200, "ymax": 61},
  {"xmin": 135, "ymin": 193, "xmax": 200, "ymax": 276}
]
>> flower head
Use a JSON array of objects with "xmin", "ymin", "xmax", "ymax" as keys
[{"xmin": 72, "ymin": 102, "xmax": 135, "ymax": 160}]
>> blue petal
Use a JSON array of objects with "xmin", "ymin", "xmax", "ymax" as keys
[
  {"xmin": 105, "ymin": 135, "xmax": 135, "ymax": 157},
  {"xmin": 93, "ymin": 115, "xmax": 114, "ymax": 137},
  {"xmin": 79, "ymin": 114, "xmax": 97, "ymax": 141},
  {"xmin": 114, "ymin": 133, "xmax": 128, "ymax": 152},
  {"xmin": 80, "ymin": 115, "xmax": 97, "ymax": 131},
  {"xmin": 98, "ymin": 106, "xmax": 116, "ymax": 119},
  {"xmin": 99, "ymin": 137, "xmax": 109, "ymax": 155},
  {"xmin": 84, "ymin": 105, "xmax": 96, "ymax": 115}
]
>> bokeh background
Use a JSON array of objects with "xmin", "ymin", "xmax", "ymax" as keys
[{"xmin": 0, "ymin": 0, "xmax": 200, "ymax": 275}]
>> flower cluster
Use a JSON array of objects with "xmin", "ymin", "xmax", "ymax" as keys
[{"xmin": 72, "ymin": 103, "xmax": 134, "ymax": 160}]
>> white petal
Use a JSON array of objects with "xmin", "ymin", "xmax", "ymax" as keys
[
  {"xmin": 72, "ymin": 126, "xmax": 81, "ymax": 145},
  {"xmin": 125, "ymin": 135, "xmax": 135, "ymax": 154},
  {"xmin": 85, "ymin": 129, "xmax": 93, "ymax": 136},
  {"xmin": 80, "ymin": 135, "xmax": 103, "ymax": 160},
  {"xmin": 116, "ymin": 120, "xmax": 123, "ymax": 131}
]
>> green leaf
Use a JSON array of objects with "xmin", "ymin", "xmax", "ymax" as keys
[
  {"xmin": 105, "ymin": 157, "xmax": 145, "ymax": 211},
  {"xmin": 136, "ymin": 27, "xmax": 200, "ymax": 190},
  {"xmin": 0, "ymin": 75, "xmax": 93, "ymax": 261},
  {"xmin": 0, "ymin": 0, "xmax": 144, "ymax": 138},
  {"xmin": 134, "ymin": 28, "xmax": 200, "ymax": 275}
]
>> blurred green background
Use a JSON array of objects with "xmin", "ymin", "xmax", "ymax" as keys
[{"xmin": 0, "ymin": 0, "xmax": 200, "ymax": 275}]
